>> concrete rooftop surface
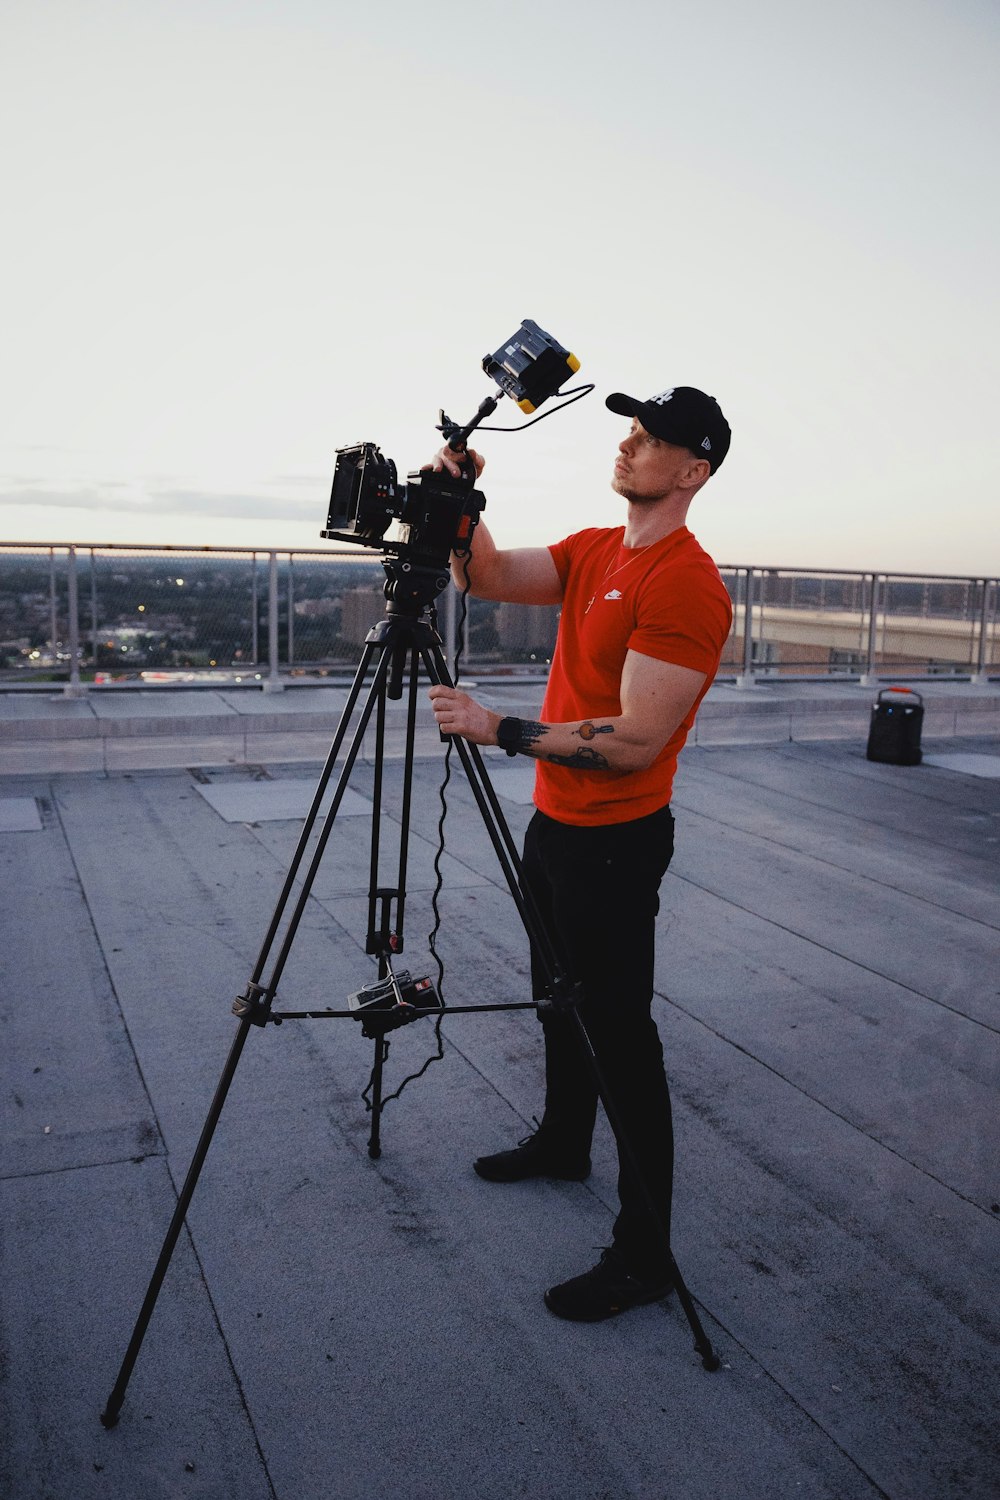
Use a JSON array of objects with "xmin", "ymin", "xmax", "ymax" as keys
[{"xmin": 1, "ymin": 681, "xmax": 998, "ymax": 1500}]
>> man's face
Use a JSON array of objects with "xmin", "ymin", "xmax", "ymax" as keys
[{"xmin": 611, "ymin": 419, "xmax": 705, "ymax": 503}]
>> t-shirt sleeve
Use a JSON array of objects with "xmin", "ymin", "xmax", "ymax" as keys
[
  {"xmin": 547, "ymin": 532, "xmax": 578, "ymax": 590},
  {"xmin": 628, "ymin": 566, "xmax": 733, "ymax": 674}
]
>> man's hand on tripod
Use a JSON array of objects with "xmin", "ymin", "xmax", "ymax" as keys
[{"xmin": 429, "ymin": 684, "xmax": 501, "ymax": 746}]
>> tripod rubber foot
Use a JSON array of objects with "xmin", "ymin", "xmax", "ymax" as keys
[
  {"xmin": 99, "ymin": 1407, "xmax": 120, "ymax": 1429},
  {"xmin": 700, "ymin": 1349, "xmax": 721, "ymax": 1372},
  {"xmin": 368, "ymin": 1143, "xmax": 381, "ymax": 1160}
]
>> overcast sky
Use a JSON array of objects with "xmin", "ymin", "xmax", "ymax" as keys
[{"xmin": 2, "ymin": 0, "xmax": 998, "ymax": 575}]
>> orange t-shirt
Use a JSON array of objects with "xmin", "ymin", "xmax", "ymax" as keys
[{"xmin": 533, "ymin": 525, "xmax": 732, "ymax": 826}]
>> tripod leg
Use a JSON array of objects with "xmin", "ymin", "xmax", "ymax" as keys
[
  {"xmin": 250, "ymin": 641, "xmax": 379, "ymax": 977},
  {"xmin": 100, "ymin": 1019, "xmax": 254, "ymax": 1427},
  {"xmin": 366, "ymin": 1037, "xmax": 389, "ymax": 1159},
  {"xmin": 419, "ymin": 645, "xmax": 562, "ymax": 981},
  {"xmin": 249, "ymin": 642, "xmax": 395, "ymax": 1003},
  {"xmin": 100, "ymin": 641, "xmax": 398, "ymax": 1425}
]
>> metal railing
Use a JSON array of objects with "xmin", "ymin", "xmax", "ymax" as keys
[
  {"xmin": 0, "ymin": 544, "xmax": 996, "ymax": 691},
  {"xmin": 719, "ymin": 566, "xmax": 998, "ymax": 685},
  {"xmin": 0, "ymin": 543, "xmax": 502, "ymax": 692}
]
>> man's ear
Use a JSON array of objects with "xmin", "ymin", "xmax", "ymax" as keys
[{"xmin": 682, "ymin": 457, "xmax": 712, "ymax": 490}]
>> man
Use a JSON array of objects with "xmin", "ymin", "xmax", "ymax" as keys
[{"xmin": 428, "ymin": 385, "xmax": 733, "ymax": 1322}]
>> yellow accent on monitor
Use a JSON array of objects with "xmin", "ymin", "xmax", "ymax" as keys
[
  {"xmin": 567, "ymin": 353, "xmax": 581, "ymax": 373},
  {"xmin": 517, "ymin": 396, "xmax": 537, "ymax": 414}
]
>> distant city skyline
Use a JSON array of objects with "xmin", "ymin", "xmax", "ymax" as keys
[{"xmin": 2, "ymin": 0, "xmax": 998, "ymax": 576}]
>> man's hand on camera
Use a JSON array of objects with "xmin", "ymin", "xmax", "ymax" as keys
[
  {"xmin": 428, "ymin": 684, "xmax": 500, "ymax": 746},
  {"xmin": 428, "ymin": 444, "xmax": 486, "ymax": 480}
]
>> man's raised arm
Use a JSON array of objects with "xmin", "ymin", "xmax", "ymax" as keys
[{"xmin": 431, "ymin": 444, "xmax": 563, "ymax": 605}]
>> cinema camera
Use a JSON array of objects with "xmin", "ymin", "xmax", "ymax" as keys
[{"xmin": 321, "ymin": 321, "xmax": 582, "ymax": 609}]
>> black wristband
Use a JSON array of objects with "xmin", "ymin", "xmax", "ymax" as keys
[{"xmin": 496, "ymin": 717, "xmax": 522, "ymax": 757}]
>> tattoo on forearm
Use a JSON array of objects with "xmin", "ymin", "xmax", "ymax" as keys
[
  {"xmin": 515, "ymin": 718, "xmax": 612, "ymax": 770},
  {"xmin": 544, "ymin": 747, "xmax": 611, "ymax": 770},
  {"xmin": 516, "ymin": 720, "xmax": 549, "ymax": 751}
]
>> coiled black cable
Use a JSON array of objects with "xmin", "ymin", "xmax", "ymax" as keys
[{"xmin": 362, "ymin": 553, "xmax": 474, "ymax": 1112}]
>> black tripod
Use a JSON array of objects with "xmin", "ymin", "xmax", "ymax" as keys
[{"xmin": 100, "ymin": 577, "xmax": 719, "ymax": 1430}]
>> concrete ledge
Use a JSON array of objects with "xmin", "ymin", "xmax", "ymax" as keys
[
  {"xmin": 0, "ymin": 741, "xmax": 105, "ymax": 774},
  {"xmin": 1, "ymin": 680, "xmax": 998, "ymax": 774},
  {"xmin": 103, "ymin": 736, "xmax": 249, "ymax": 771},
  {"xmin": 694, "ymin": 680, "xmax": 1000, "ymax": 749}
]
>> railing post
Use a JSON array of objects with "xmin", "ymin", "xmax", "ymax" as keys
[
  {"xmin": 63, "ymin": 546, "xmax": 85, "ymax": 697},
  {"xmin": 49, "ymin": 548, "xmax": 58, "ymax": 666},
  {"xmin": 287, "ymin": 555, "xmax": 294, "ymax": 668},
  {"xmin": 264, "ymin": 550, "xmax": 283, "ymax": 693},
  {"xmin": 736, "ymin": 567, "xmax": 756, "ymax": 687},
  {"xmin": 443, "ymin": 582, "xmax": 458, "ymax": 674},
  {"xmin": 971, "ymin": 578, "xmax": 994, "ymax": 683},
  {"xmin": 859, "ymin": 572, "xmax": 881, "ymax": 686},
  {"xmin": 89, "ymin": 549, "xmax": 99, "ymax": 675},
  {"xmin": 251, "ymin": 553, "xmax": 260, "ymax": 665},
  {"xmin": 461, "ymin": 585, "xmax": 470, "ymax": 666}
]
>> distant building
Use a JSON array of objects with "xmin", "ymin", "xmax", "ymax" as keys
[
  {"xmin": 494, "ymin": 601, "xmax": 559, "ymax": 658},
  {"xmin": 293, "ymin": 597, "xmax": 338, "ymax": 619},
  {"xmin": 340, "ymin": 584, "xmax": 385, "ymax": 644}
]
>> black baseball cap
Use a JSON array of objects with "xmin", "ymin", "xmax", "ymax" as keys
[{"xmin": 606, "ymin": 386, "xmax": 731, "ymax": 473}]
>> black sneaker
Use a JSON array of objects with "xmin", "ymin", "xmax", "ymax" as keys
[
  {"xmin": 543, "ymin": 1248, "xmax": 673, "ymax": 1322},
  {"xmin": 473, "ymin": 1130, "xmax": 591, "ymax": 1183}
]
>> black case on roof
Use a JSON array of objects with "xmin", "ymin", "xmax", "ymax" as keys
[{"xmin": 866, "ymin": 687, "xmax": 924, "ymax": 765}]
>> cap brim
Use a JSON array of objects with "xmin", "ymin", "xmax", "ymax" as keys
[{"xmin": 605, "ymin": 392, "xmax": 644, "ymax": 418}]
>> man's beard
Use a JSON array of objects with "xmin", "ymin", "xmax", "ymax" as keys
[{"xmin": 611, "ymin": 473, "xmax": 663, "ymax": 505}]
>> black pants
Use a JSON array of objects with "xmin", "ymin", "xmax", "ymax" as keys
[{"xmin": 520, "ymin": 803, "xmax": 676, "ymax": 1278}]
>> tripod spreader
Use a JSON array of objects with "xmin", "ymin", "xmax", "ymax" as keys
[
  {"xmin": 232, "ymin": 980, "xmax": 274, "ymax": 1027},
  {"xmin": 536, "ymin": 977, "xmax": 585, "ymax": 1015}
]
